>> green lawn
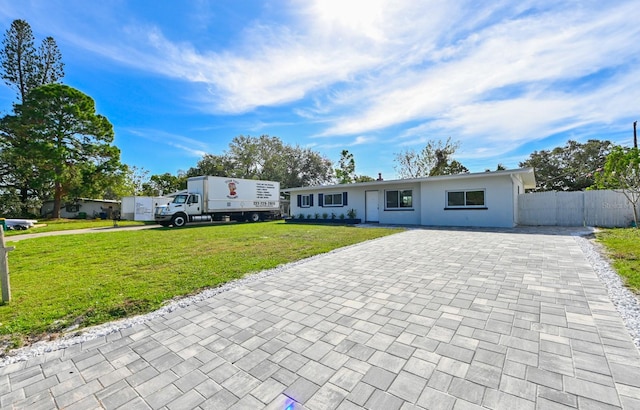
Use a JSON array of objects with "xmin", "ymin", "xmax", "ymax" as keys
[
  {"xmin": 596, "ymin": 228, "xmax": 640, "ymax": 293},
  {"xmin": 3, "ymin": 218, "xmax": 148, "ymax": 236},
  {"xmin": 0, "ymin": 221, "xmax": 402, "ymax": 349}
]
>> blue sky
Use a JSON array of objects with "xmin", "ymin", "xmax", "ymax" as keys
[{"xmin": 1, "ymin": 1, "xmax": 638, "ymax": 181}]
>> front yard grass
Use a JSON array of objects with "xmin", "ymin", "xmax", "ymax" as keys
[
  {"xmin": 0, "ymin": 221, "xmax": 402, "ymax": 350},
  {"xmin": 3, "ymin": 218, "xmax": 147, "ymax": 236},
  {"xmin": 596, "ymin": 228, "xmax": 640, "ymax": 293}
]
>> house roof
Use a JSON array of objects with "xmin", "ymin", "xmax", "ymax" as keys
[{"xmin": 282, "ymin": 167, "xmax": 536, "ymax": 192}]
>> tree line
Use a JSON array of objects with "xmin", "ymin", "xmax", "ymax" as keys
[{"xmin": 0, "ymin": 19, "xmax": 637, "ymax": 221}]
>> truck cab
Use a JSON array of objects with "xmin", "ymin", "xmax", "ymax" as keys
[{"xmin": 154, "ymin": 193, "xmax": 202, "ymax": 227}]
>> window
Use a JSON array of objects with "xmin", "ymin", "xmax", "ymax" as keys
[
  {"xmin": 446, "ymin": 190, "xmax": 486, "ymax": 208},
  {"xmin": 297, "ymin": 194, "xmax": 313, "ymax": 208},
  {"xmin": 319, "ymin": 192, "xmax": 347, "ymax": 207},
  {"xmin": 324, "ymin": 193, "xmax": 343, "ymax": 206},
  {"xmin": 385, "ymin": 190, "xmax": 413, "ymax": 209}
]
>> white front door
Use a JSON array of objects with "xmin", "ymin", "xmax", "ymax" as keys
[{"xmin": 365, "ymin": 190, "xmax": 379, "ymax": 222}]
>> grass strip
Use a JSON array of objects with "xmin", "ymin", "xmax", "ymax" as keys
[
  {"xmin": 596, "ymin": 228, "xmax": 640, "ymax": 293},
  {"xmin": 3, "ymin": 218, "xmax": 148, "ymax": 237},
  {"xmin": 1, "ymin": 221, "xmax": 402, "ymax": 349}
]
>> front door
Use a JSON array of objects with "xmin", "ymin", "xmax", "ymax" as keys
[{"xmin": 365, "ymin": 190, "xmax": 379, "ymax": 222}]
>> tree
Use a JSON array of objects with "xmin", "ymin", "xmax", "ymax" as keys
[
  {"xmin": 37, "ymin": 36, "xmax": 64, "ymax": 86},
  {"xmin": 6, "ymin": 84, "xmax": 121, "ymax": 218},
  {"xmin": 141, "ymin": 172, "xmax": 187, "ymax": 196},
  {"xmin": 355, "ymin": 175, "xmax": 375, "ymax": 182},
  {"xmin": 187, "ymin": 154, "xmax": 234, "ymax": 177},
  {"xmin": 335, "ymin": 150, "xmax": 356, "ymax": 184},
  {"xmin": 0, "ymin": 19, "xmax": 65, "ymax": 215},
  {"xmin": 594, "ymin": 146, "xmax": 640, "ymax": 228},
  {"xmin": 519, "ymin": 139, "xmax": 613, "ymax": 191},
  {"xmin": 187, "ymin": 135, "xmax": 334, "ymax": 189},
  {"xmin": 393, "ymin": 138, "xmax": 466, "ymax": 178},
  {"xmin": 1, "ymin": 19, "xmax": 64, "ymax": 102}
]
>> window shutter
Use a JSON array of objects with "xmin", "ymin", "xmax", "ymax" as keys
[
  {"xmin": 343, "ymin": 192, "xmax": 348, "ymax": 206},
  {"xmin": 310, "ymin": 194, "xmax": 314, "ymax": 206},
  {"xmin": 297, "ymin": 195, "xmax": 302, "ymax": 207},
  {"xmin": 318, "ymin": 193, "xmax": 324, "ymax": 207}
]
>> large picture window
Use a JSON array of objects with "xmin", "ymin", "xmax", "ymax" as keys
[
  {"xmin": 385, "ymin": 190, "xmax": 413, "ymax": 209},
  {"xmin": 446, "ymin": 190, "xmax": 485, "ymax": 208}
]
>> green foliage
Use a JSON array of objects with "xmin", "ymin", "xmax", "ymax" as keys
[
  {"xmin": 141, "ymin": 172, "xmax": 187, "ymax": 196},
  {"xmin": 335, "ymin": 149, "xmax": 356, "ymax": 184},
  {"xmin": 393, "ymin": 137, "xmax": 467, "ymax": 178},
  {"xmin": 322, "ymin": 212, "xmax": 328, "ymax": 219},
  {"xmin": 355, "ymin": 175, "xmax": 375, "ymax": 182},
  {"xmin": 594, "ymin": 146, "xmax": 640, "ymax": 227},
  {"xmin": 347, "ymin": 208, "xmax": 357, "ymax": 219},
  {"xmin": 0, "ymin": 222, "xmax": 402, "ymax": 346},
  {"xmin": 597, "ymin": 228, "xmax": 640, "ymax": 291},
  {"xmin": 520, "ymin": 139, "xmax": 614, "ymax": 191},
  {"xmin": 3, "ymin": 84, "xmax": 122, "ymax": 218},
  {"xmin": 1, "ymin": 19, "xmax": 64, "ymax": 103},
  {"xmin": 186, "ymin": 135, "xmax": 333, "ymax": 188}
]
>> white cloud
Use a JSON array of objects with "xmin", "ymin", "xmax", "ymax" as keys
[
  {"xmin": 37, "ymin": 0, "xmax": 640, "ymax": 157},
  {"xmin": 125, "ymin": 129, "xmax": 210, "ymax": 157}
]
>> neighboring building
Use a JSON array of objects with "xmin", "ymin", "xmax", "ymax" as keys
[
  {"xmin": 284, "ymin": 168, "xmax": 536, "ymax": 228},
  {"xmin": 41, "ymin": 198, "xmax": 121, "ymax": 219}
]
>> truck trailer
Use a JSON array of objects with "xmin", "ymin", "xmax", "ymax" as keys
[{"xmin": 154, "ymin": 176, "xmax": 280, "ymax": 227}]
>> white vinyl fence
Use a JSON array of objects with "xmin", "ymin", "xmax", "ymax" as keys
[{"xmin": 518, "ymin": 190, "xmax": 637, "ymax": 227}]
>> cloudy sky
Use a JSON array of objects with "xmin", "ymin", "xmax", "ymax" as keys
[{"xmin": 1, "ymin": 0, "xmax": 638, "ymax": 180}]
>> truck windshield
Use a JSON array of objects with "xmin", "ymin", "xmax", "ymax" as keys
[{"xmin": 173, "ymin": 194, "xmax": 188, "ymax": 204}]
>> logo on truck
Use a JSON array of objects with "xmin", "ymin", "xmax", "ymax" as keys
[{"xmin": 227, "ymin": 180, "xmax": 238, "ymax": 199}]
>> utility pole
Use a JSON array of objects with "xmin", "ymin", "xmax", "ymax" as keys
[{"xmin": 634, "ymin": 121, "xmax": 637, "ymax": 149}]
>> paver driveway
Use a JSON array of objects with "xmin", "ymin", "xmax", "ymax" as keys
[{"xmin": 1, "ymin": 228, "xmax": 640, "ymax": 409}]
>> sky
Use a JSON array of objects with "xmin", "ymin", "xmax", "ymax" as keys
[{"xmin": 1, "ymin": 0, "xmax": 639, "ymax": 181}]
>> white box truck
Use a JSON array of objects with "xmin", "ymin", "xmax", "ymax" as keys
[{"xmin": 154, "ymin": 176, "xmax": 280, "ymax": 227}]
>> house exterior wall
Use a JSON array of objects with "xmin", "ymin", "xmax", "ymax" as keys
[
  {"xmin": 420, "ymin": 174, "xmax": 517, "ymax": 228},
  {"xmin": 376, "ymin": 183, "xmax": 422, "ymax": 225},
  {"xmin": 41, "ymin": 199, "xmax": 121, "ymax": 219},
  {"xmin": 287, "ymin": 170, "xmax": 532, "ymax": 228},
  {"xmin": 292, "ymin": 187, "xmax": 362, "ymax": 220}
]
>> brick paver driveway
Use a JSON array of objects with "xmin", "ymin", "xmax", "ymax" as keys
[{"xmin": 2, "ymin": 228, "xmax": 640, "ymax": 409}]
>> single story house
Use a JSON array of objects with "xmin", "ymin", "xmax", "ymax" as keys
[
  {"xmin": 41, "ymin": 198, "xmax": 121, "ymax": 219},
  {"xmin": 283, "ymin": 167, "xmax": 536, "ymax": 228}
]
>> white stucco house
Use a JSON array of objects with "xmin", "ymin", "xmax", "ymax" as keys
[{"xmin": 284, "ymin": 167, "xmax": 536, "ymax": 228}]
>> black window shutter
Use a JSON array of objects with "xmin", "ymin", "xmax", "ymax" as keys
[
  {"xmin": 343, "ymin": 192, "xmax": 348, "ymax": 206},
  {"xmin": 310, "ymin": 194, "xmax": 314, "ymax": 206},
  {"xmin": 318, "ymin": 193, "xmax": 324, "ymax": 207},
  {"xmin": 297, "ymin": 195, "xmax": 302, "ymax": 207}
]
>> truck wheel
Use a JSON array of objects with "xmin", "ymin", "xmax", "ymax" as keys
[
  {"xmin": 249, "ymin": 212, "xmax": 261, "ymax": 222},
  {"xmin": 171, "ymin": 213, "xmax": 188, "ymax": 227}
]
